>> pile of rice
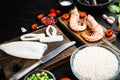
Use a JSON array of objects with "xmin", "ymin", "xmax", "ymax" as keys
[{"xmin": 73, "ymin": 46, "xmax": 119, "ymax": 80}]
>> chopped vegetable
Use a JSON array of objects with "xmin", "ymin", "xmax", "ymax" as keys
[
  {"xmin": 26, "ymin": 71, "xmax": 53, "ymax": 80},
  {"xmin": 48, "ymin": 8, "xmax": 57, "ymax": 17},
  {"xmin": 56, "ymin": 10, "xmax": 61, "ymax": 15},
  {"xmin": 117, "ymin": 14, "xmax": 120, "ymax": 31},
  {"xmin": 50, "ymin": 8, "xmax": 56, "ymax": 13},
  {"xmin": 108, "ymin": 5, "xmax": 120, "ymax": 13},
  {"xmin": 105, "ymin": 29, "xmax": 114, "ymax": 38},
  {"xmin": 31, "ymin": 23, "xmax": 39, "ymax": 30},
  {"xmin": 37, "ymin": 13, "xmax": 45, "ymax": 20},
  {"xmin": 108, "ymin": 2, "xmax": 120, "ymax": 31},
  {"xmin": 60, "ymin": 77, "xmax": 71, "ymax": 80},
  {"xmin": 108, "ymin": 1, "xmax": 120, "ymax": 14},
  {"xmin": 62, "ymin": 13, "xmax": 70, "ymax": 20},
  {"xmin": 80, "ymin": 12, "xmax": 87, "ymax": 18},
  {"xmin": 48, "ymin": 12, "xmax": 57, "ymax": 17}
]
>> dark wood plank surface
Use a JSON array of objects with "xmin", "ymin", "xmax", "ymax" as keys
[
  {"xmin": 0, "ymin": 25, "xmax": 77, "ymax": 79},
  {"xmin": 58, "ymin": 17, "xmax": 116, "ymax": 45}
]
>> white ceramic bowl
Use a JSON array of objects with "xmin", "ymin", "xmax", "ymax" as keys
[{"xmin": 70, "ymin": 44, "xmax": 120, "ymax": 80}]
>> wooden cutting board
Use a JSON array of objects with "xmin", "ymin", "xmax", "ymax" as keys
[
  {"xmin": 58, "ymin": 17, "xmax": 120, "ymax": 56},
  {"xmin": 0, "ymin": 24, "xmax": 76, "ymax": 79},
  {"xmin": 58, "ymin": 17, "xmax": 116, "ymax": 45}
]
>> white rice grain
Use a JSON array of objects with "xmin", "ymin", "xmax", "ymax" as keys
[{"xmin": 73, "ymin": 46, "xmax": 118, "ymax": 80}]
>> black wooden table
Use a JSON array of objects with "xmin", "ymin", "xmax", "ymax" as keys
[{"xmin": 0, "ymin": 0, "xmax": 120, "ymax": 80}]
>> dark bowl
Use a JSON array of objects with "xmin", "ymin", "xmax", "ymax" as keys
[
  {"xmin": 24, "ymin": 70, "xmax": 56, "ymax": 80},
  {"xmin": 77, "ymin": 0, "xmax": 114, "ymax": 12}
]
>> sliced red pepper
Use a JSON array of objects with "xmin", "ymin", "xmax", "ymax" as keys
[
  {"xmin": 80, "ymin": 12, "xmax": 87, "ymax": 18},
  {"xmin": 31, "ymin": 23, "xmax": 39, "ymax": 30},
  {"xmin": 60, "ymin": 77, "xmax": 71, "ymax": 80},
  {"xmin": 48, "ymin": 12, "xmax": 57, "ymax": 17},
  {"xmin": 56, "ymin": 9, "xmax": 61, "ymax": 15},
  {"xmin": 50, "ymin": 8, "xmax": 56, "ymax": 13},
  {"xmin": 62, "ymin": 13, "xmax": 70, "ymax": 20},
  {"xmin": 37, "ymin": 13, "xmax": 45, "ymax": 20},
  {"xmin": 105, "ymin": 29, "xmax": 113, "ymax": 38}
]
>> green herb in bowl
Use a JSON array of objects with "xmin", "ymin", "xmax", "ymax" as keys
[{"xmin": 24, "ymin": 70, "xmax": 56, "ymax": 80}]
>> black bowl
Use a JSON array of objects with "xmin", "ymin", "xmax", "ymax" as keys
[{"xmin": 77, "ymin": 0, "xmax": 114, "ymax": 12}]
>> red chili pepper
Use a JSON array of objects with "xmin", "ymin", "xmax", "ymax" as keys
[
  {"xmin": 48, "ymin": 12, "xmax": 57, "ymax": 17},
  {"xmin": 62, "ymin": 13, "xmax": 70, "ymax": 20},
  {"xmin": 80, "ymin": 12, "xmax": 87, "ymax": 18},
  {"xmin": 105, "ymin": 29, "xmax": 113, "ymax": 38},
  {"xmin": 37, "ymin": 13, "xmax": 45, "ymax": 20},
  {"xmin": 56, "ymin": 9, "xmax": 61, "ymax": 15},
  {"xmin": 31, "ymin": 23, "xmax": 39, "ymax": 30},
  {"xmin": 50, "ymin": 8, "xmax": 56, "ymax": 13},
  {"xmin": 60, "ymin": 77, "xmax": 71, "ymax": 80}
]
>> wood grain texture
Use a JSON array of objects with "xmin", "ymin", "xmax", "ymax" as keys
[{"xmin": 0, "ymin": 24, "xmax": 76, "ymax": 79}]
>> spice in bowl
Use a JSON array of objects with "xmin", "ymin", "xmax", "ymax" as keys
[{"xmin": 41, "ymin": 16, "xmax": 57, "ymax": 26}]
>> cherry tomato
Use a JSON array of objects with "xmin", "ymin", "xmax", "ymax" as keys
[
  {"xmin": 50, "ymin": 8, "xmax": 56, "ymax": 13},
  {"xmin": 80, "ymin": 12, "xmax": 87, "ymax": 18},
  {"xmin": 62, "ymin": 13, "xmax": 70, "ymax": 20},
  {"xmin": 37, "ymin": 13, "xmax": 45, "ymax": 20},
  {"xmin": 105, "ymin": 29, "xmax": 113, "ymax": 38},
  {"xmin": 31, "ymin": 23, "xmax": 39, "ymax": 30},
  {"xmin": 48, "ymin": 12, "xmax": 57, "ymax": 17},
  {"xmin": 60, "ymin": 77, "xmax": 71, "ymax": 80},
  {"xmin": 56, "ymin": 10, "xmax": 61, "ymax": 15}
]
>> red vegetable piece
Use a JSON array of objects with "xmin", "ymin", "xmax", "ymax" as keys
[
  {"xmin": 60, "ymin": 77, "xmax": 71, "ymax": 80},
  {"xmin": 50, "ymin": 8, "xmax": 56, "ymax": 13},
  {"xmin": 62, "ymin": 13, "xmax": 70, "ymax": 20},
  {"xmin": 105, "ymin": 29, "xmax": 113, "ymax": 38},
  {"xmin": 37, "ymin": 13, "xmax": 45, "ymax": 20},
  {"xmin": 31, "ymin": 23, "xmax": 39, "ymax": 30},
  {"xmin": 80, "ymin": 12, "xmax": 87, "ymax": 18},
  {"xmin": 48, "ymin": 12, "xmax": 57, "ymax": 17},
  {"xmin": 56, "ymin": 9, "xmax": 61, "ymax": 15}
]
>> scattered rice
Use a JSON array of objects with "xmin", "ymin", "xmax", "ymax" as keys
[{"xmin": 73, "ymin": 46, "xmax": 119, "ymax": 80}]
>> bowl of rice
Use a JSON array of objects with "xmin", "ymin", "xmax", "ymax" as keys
[{"xmin": 70, "ymin": 44, "xmax": 120, "ymax": 80}]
